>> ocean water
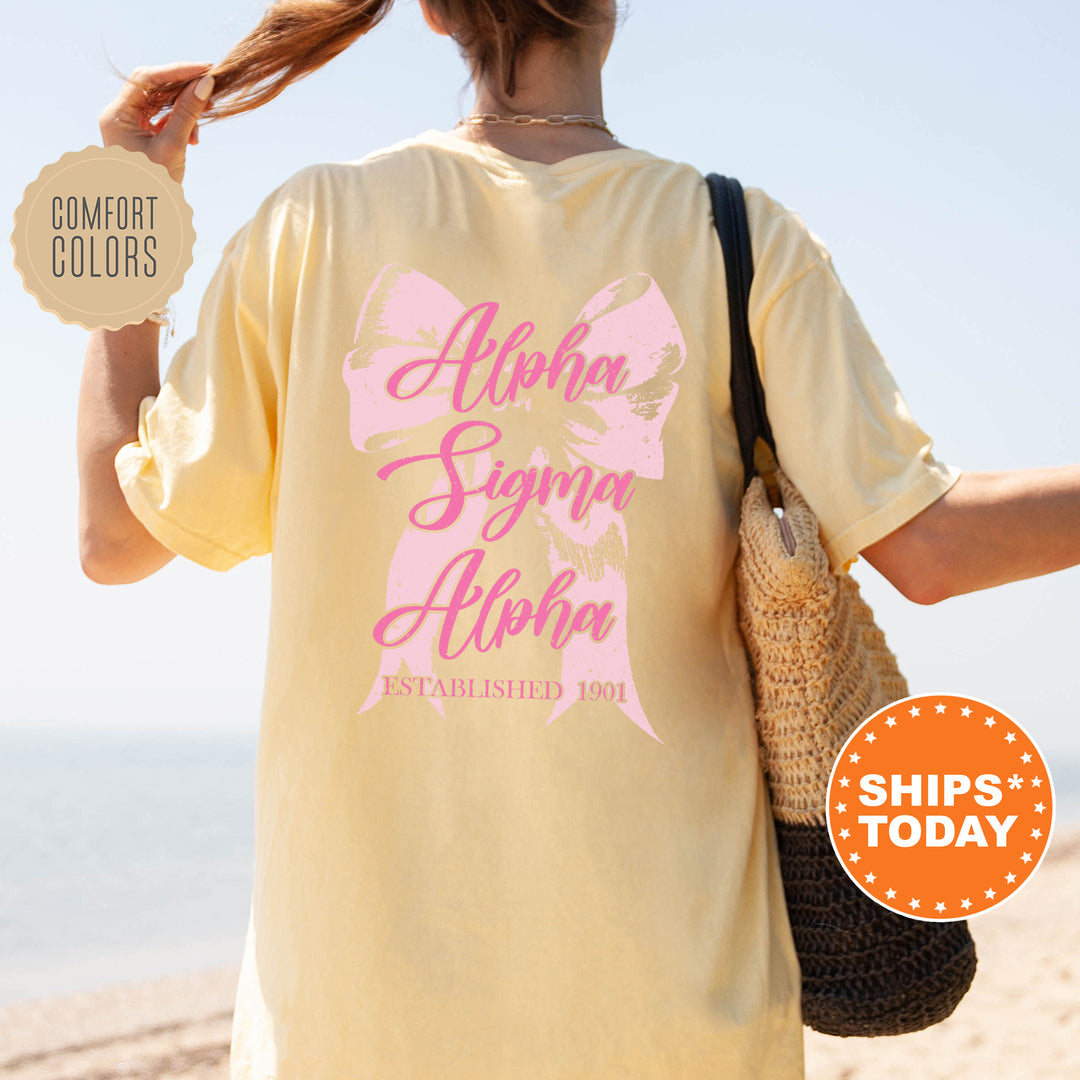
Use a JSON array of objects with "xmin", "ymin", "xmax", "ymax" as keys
[
  {"xmin": 0, "ymin": 726, "xmax": 257, "ymax": 1007},
  {"xmin": 1, "ymin": 725, "xmax": 1078, "ymax": 1009}
]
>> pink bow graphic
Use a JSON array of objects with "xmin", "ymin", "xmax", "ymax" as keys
[{"xmin": 342, "ymin": 263, "xmax": 685, "ymax": 742}]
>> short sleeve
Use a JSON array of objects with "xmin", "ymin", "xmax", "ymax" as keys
[
  {"xmin": 113, "ymin": 177, "xmax": 304, "ymax": 572},
  {"xmin": 746, "ymin": 193, "xmax": 962, "ymax": 574}
]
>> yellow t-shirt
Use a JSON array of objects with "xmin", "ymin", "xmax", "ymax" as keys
[{"xmin": 114, "ymin": 128, "xmax": 961, "ymax": 1080}]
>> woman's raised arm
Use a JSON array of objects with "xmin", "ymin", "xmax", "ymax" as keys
[{"xmin": 78, "ymin": 62, "xmax": 214, "ymax": 584}]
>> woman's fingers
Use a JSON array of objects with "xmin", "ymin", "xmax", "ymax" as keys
[
  {"xmin": 116, "ymin": 60, "xmax": 215, "ymax": 107},
  {"xmin": 157, "ymin": 74, "xmax": 214, "ymax": 158},
  {"xmin": 99, "ymin": 62, "xmax": 215, "ymax": 185},
  {"xmin": 100, "ymin": 61, "xmax": 212, "ymax": 131}
]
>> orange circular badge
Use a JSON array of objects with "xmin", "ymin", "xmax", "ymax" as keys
[{"xmin": 827, "ymin": 693, "xmax": 1055, "ymax": 921}]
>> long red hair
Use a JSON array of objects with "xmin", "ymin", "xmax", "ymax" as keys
[{"xmin": 136, "ymin": 1, "xmax": 615, "ymax": 123}]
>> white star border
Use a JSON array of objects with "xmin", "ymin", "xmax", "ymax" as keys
[{"xmin": 824, "ymin": 692, "xmax": 1057, "ymax": 921}]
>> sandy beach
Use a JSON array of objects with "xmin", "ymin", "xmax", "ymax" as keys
[{"xmin": 2, "ymin": 827, "xmax": 1077, "ymax": 1080}]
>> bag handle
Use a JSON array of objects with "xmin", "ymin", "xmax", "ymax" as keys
[{"xmin": 705, "ymin": 173, "xmax": 781, "ymax": 496}]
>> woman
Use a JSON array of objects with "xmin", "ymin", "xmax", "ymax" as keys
[{"xmin": 78, "ymin": 2, "xmax": 1080, "ymax": 1078}]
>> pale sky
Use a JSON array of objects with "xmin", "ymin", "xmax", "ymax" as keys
[{"xmin": 3, "ymin": 1, "xmax": 1078, "ymax": 773}]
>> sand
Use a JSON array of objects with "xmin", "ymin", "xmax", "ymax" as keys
[{"xmin": 2, "ymin": 828, "xmax": 1078, "ymax": 1080}]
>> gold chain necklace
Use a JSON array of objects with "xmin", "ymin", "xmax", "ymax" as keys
[{"xmin": 456, "ymin": 112, "xmax": 616, "ymax": 139}]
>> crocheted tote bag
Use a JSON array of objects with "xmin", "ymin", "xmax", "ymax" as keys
[{"xmin": 706, "ymin": 173, "xmax": 978, "ymax": 1037}]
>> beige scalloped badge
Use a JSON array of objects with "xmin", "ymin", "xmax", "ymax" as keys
[{"xmin": 11, "ymin": 145, "xmax": 195, "ymax": 330}]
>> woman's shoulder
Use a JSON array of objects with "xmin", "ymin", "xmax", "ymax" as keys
[
  {"xmin": 685, "ymin": 169, "xmax": 846, "ymax": 320},
  {"xmin": 733, "ymin": 182, "xmax": 838, "ymax": 303},
  {"xmin": 281, "ymin": 131, "xmax": 453, "ymax": 184},
  {"xmin": 242, "ymin": 136, "xmax": 448, "ymax": 224},
  {"xmin": 673, "ymin": 162, "xmax": 836, "ymax": 292},
  {"xmin": 743, "ymin": 184, "xmax": 829, "ymax": 252},
  {"xmin": 243, "ymin": 140, "xmax": 418, "ymax": 210}
]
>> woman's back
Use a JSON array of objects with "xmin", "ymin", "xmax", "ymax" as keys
[{"xmin": 112, "ymin": 127, "xmax": 960, "ymax": 1078}]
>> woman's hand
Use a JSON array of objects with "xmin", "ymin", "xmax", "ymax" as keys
[{"xmin": 98, "ymin": 61, "xmax": 216, "ymax": 184}]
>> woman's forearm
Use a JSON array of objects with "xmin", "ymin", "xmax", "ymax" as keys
[
  {"xmin": 76, "ymin": 63, "xmax": 213, "ymax": 582},
  {"xmin": 863, "ymin": 466, "xmax": 1080, "ymax": 603},
  {"xmin": 938, "ymin": 467, "xmax": 1080, "ymax": 593},
  {"xmin": 77, "ymin": 322, "xmax": 164, "ymax": 574}
]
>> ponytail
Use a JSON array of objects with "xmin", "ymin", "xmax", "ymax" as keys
[
  {"xmin": 138, "ymin": 1, "xmax": 394, "ymax": 122},
  {"xmin": 134, "ymin": 0, "xmax": 615, "ymax": 123}
]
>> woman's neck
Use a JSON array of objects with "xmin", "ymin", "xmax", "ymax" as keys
[{"xmin": 449, "ymin": 31, "xmax": 625, "ymax": 165}]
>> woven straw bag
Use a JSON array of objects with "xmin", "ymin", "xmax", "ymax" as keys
[{"xmin": 706, "ymin": 173, "xmax": 978, "ymax": 1037}]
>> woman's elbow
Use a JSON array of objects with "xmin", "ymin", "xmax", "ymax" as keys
[
  {"xmin": 79, "ymin": 527, "xmax": 177, "ymax": 584},
  {"xmin": 860, "ymin": 511, "xmax": 956, "ymax": 606},
  {"xmin": 889, "ymin": 560, "xmax": 954, "ymax": 606}
]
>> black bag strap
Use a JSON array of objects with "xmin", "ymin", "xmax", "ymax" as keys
[{"xmin": 705, "ymin": 173, "xmax": 779, "ymax": 491}]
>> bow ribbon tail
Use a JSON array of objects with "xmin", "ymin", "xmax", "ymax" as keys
[
  {"xmin": 357, "ymin": 455, "xmax": 492, "ymax": 717},
  {"xmin": 538, "ymin": 491, "xmax": 661, "ymax": 743}
]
